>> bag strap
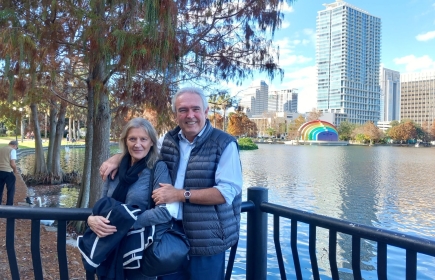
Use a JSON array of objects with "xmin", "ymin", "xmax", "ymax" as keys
[{"xmin": 147, "ymin": 160, "xmax": 159, "ymax": 210}]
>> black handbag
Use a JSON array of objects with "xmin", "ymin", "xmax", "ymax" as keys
[
  {"xmin": 140, "ymin": 162, "xmax": 190, "ymax": 277},
  {"xmin": 141, "ymin": 221, "xmax": 190, "ymax": 277}
]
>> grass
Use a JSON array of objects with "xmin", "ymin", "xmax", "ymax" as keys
[{"xmin": 0, "ymin": 136, "xmax": 83, "ymax": 149}]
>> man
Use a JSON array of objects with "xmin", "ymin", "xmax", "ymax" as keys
[
  {"xmin": 0, "ymin": 140, "xmax": 19, "ymax": 205},
  {"xmin": 100, "ymin": 87, "xmax": 243, "ymax": 280}
]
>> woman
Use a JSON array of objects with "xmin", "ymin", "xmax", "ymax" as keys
[{"xmin": 87, "ymin": 118, "xmax": 173, "ymax": 279}]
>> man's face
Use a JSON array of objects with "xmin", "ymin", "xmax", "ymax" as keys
[{"xmin": 175, "ymin": 92, "xmax": 209, "ymax": 142}]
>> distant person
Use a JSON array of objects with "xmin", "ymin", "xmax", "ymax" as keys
[
  {"xmin": 30, "ymin": 131, "xmax": 34, "ymax": 140},
  {"xmin": 66, "ymin": 134, "xmax": 69, "ymax": 142},
  {"xmin": 0, "ymin": 141, "xmax": 19, "ymax": 205}
]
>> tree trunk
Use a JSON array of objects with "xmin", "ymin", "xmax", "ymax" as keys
[
  {"xmin": 89, "ymin": 86, "xmax": 110, "ymax": 207},
  {"xmin": 77, "ymin": 90, "xmax": 93, "ymax": 209},
  {"xmin": 69, "ymin": 117, "xmax": 73, "ymax": 142},
  {"xmin": 51, "ymin": 101, "xmax": 67, "ymax": 183},
  {"xmin": 88, "ymin": 0, "xmax": 110, "ymax": 207},
  {"xmin": 77, "ymin": 119, "xmax": 81, "ymax": 140},
  {"xmin": 30, "ymin": 103, "xmax": 48, "ymax": 174},
  {"xmin": 46, "ymin": 100, "xmax": 58, "ymax": 171}
]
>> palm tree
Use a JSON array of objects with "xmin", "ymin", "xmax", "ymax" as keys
[
  {"xmin": 217, "ymin": 91, "xmax": 235, "ymax": 132},
  {"xmin": 208, "ymin": 94, "xmax": 220, "ymax": 128}
]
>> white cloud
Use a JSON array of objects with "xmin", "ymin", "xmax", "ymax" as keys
[
  {"xmin": 273, "ymin": 66, "xmax": 318, "ymax": 113},
  {"xmin": 303, "ymin": 29, "xmax": 314, "ymax": 36},
  {"xmin": 273, "ymin": 38, "xmax": 313, "ymax": 67},
  {"xmin": 280, "ymin": 2, "xmax": 294, "ymax": 13},
  {"xmin": 416, "ymin": 30, "xmax": 435, "ymax": 41},
  {"xmin": 281, "ymin": 20, "xmax": 290, "ymax": 29},
  {"xmin": 280, "ymin": 55, "xmax": 312, "ymax": 67},
  {"xmin": 393, "ymin": 55, "xmax": 435, "ymax": 72}
]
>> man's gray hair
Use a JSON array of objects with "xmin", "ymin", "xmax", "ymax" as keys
[
  {"xmin": 9, "ymin": 140, "xmax": 18, "ymax": 146},
  {"xmin": 171, "ymin": 87, "xmax": 209, "ymax": 112}
]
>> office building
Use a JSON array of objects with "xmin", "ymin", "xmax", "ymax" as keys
[
  {"xmin": 400, "ymin": 71, "xmax": 435, "ymax": 130},
  {"xmin": 268, "ymin": 89, "xmax": 298, "ymax": 113},
  {"xmin": 239, "ymin": 80, "xmax": 269, "ymax": 117},
  {"xmin": 380, "ymin": 68, "xmax": 400, "ymax": 122},
  {"xmin": 316, "ymin": 0, "xmax": 381, "ymax": 125}
]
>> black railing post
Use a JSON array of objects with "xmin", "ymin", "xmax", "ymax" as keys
[{"xmin": 246, "ymin": 187, "xmax": 268, "ymax": 280}]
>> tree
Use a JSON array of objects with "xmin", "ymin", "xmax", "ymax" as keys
[
  {"xmin": 227, "ymin": 107, "xmax": 257, "ymax": 137},
  {"xmin": 363, "ymin": 121, "xmax": 381, "ymax": 145},
  {"xmin": 208, "ymin": 94, "xmax": 220, "ymax": 128},
  {"xmin": 1, "ymin": 0, "xmax": 294, "ymax": 208},
  {"xmin": 351, "ymin": 125, "xmax": 366, "ymax": 143},
  {"xmin": 287, "ymin": 115, "xmax": 305, "ymax": 140},
  {"xmin": 307, "ymin": 108, "xmax": 323, "ymax": 122},
  {"xmin": 217, "ymin": 92, "xmax": 237, "ymax": 132},
  {"xmin": 388, "ymin": 121, "xmax": 417, "ymax": 144},
  {"xmin": 337, "ymin": 121, "xmax": 356, "ymax": 141},
  {"xmin": 431, "ymin": 120, "xmax": 435, "ymax": 140},
  {"xmin": 209, "ymin": 112, "xmax": 224, "ymax": 130},
  {"xmin": 265, "ymin": 127, "xmax": 276, "ymax": 137}
]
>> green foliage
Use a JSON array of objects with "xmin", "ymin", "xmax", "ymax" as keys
[
  {"xmin": 287, "ymin": 115, "xmax": 305, "ymax": 140},
  {"xmin": 237, "ymin": 137, "xmax": 258, "ymax": 150},
  {"xmin": 266, "ymin": 127, "xmax": 276, "ymax": 137},
  {"xmin": 337, "ymin": 121, "xmax": 356, "ymax": 141}
]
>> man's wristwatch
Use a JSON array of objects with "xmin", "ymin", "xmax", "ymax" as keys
[{"xmin": 184, "ymin": 189, "xmax": 191, "ymax": 203}]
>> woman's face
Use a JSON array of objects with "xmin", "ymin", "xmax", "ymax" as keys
[{"xmin": 126, "ymin": 127, "xmax": 154, "ymax": 165}]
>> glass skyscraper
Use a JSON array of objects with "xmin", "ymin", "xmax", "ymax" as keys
[{"xmin": 316, "ymin": 0, "xmax": 381, "ymax": 125}]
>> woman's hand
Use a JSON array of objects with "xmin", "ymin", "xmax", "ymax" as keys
[{"xmin": 87, "ymin": 216, "xmax": 117, "ymax": 238}]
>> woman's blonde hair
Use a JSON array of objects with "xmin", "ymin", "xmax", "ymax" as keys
[{"xmin": 118, "ymin": 117, "xmax": 159, "ymax": 169}]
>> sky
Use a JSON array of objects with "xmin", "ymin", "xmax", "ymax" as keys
[{"xmin": 224, "ymin": 0, "xmax": 435, "ymax": 113}]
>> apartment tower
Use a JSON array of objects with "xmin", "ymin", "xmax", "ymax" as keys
[{"xmin": 316, "ymin": 0, "xmax": 381, "ymax": 125}]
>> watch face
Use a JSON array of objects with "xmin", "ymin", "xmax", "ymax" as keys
[{"xmin": 184, "ymin": 191, "xmax": 191, "ymax": 198}]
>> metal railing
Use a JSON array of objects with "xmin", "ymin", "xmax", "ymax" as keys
[
  {"xmin": 1, "ymin": 187, "xmax": 435, "ymax": 280},
  {"xmin": 243, "ymin": 187, "xmax": 435, "ymax": 280},
  {"xmin": 0, "ymin": 206, "xmax": 91, "ymax": 280}
]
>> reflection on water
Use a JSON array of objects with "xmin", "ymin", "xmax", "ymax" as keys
[
  {"xmin": 18, "ymin": 147, "xmax": 86, "ymax": 175},
  {"xmin": 238, "ymin": 144, "xmax": 435, "ymax": 279},
  {"xmin": 17, "ymin": 145, "xmax": 435, "ymax": 278}
]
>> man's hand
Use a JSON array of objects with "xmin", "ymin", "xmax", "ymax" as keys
[
  {"xmin": 99, "ymin": 154, "xmax": 123, "ymax": 181},
  {"xmin": 87, "ymin": 215, "xmax": 117, "ymax": 238},
  {"xmin": 152, "ymin": 183, "xmax": 183, "ymax": 205}
]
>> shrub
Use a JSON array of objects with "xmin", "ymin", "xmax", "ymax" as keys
[
  {"xmin": 237, "ymin": 137, "xmax": 258, "ymax": 150},
  {"xmin": 6, "ymin": 130, "xmax": 16, "ymax": 137}
]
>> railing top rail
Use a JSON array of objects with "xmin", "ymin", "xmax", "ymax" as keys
[
  {"xmin": 261, "ymin": 202, "xmax": 435, "ymax": 257},
  {"xmin": 0, "ymin": 205, "xmax": 91, "ymax": 220}
]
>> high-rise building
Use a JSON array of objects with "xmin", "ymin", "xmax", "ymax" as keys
[
  {"xmin": 239, "ymin": 80, "xmax": 269, "ymax": 116},
  {"xmin": 380, "ymin": 68, "xmax": 400, "ymax": 122},
  {"xmin": 316, "ymin": 0, "xmax": 381, "ymax": 125},
  {"xmin": 400, "ymin": 71, "xmax": 435, "ymax": 130},
  {"xmin": 268, "ymin": 89, "xmax": 298, "ymax": 113}
]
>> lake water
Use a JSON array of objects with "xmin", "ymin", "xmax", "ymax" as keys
[
  {"xmin": 235, "ymin": 144, "xmax": 435, "ymax": 280},
  {"xmin": 17, "ymin": 144, "xmax": 435, "ymax": 279}
]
